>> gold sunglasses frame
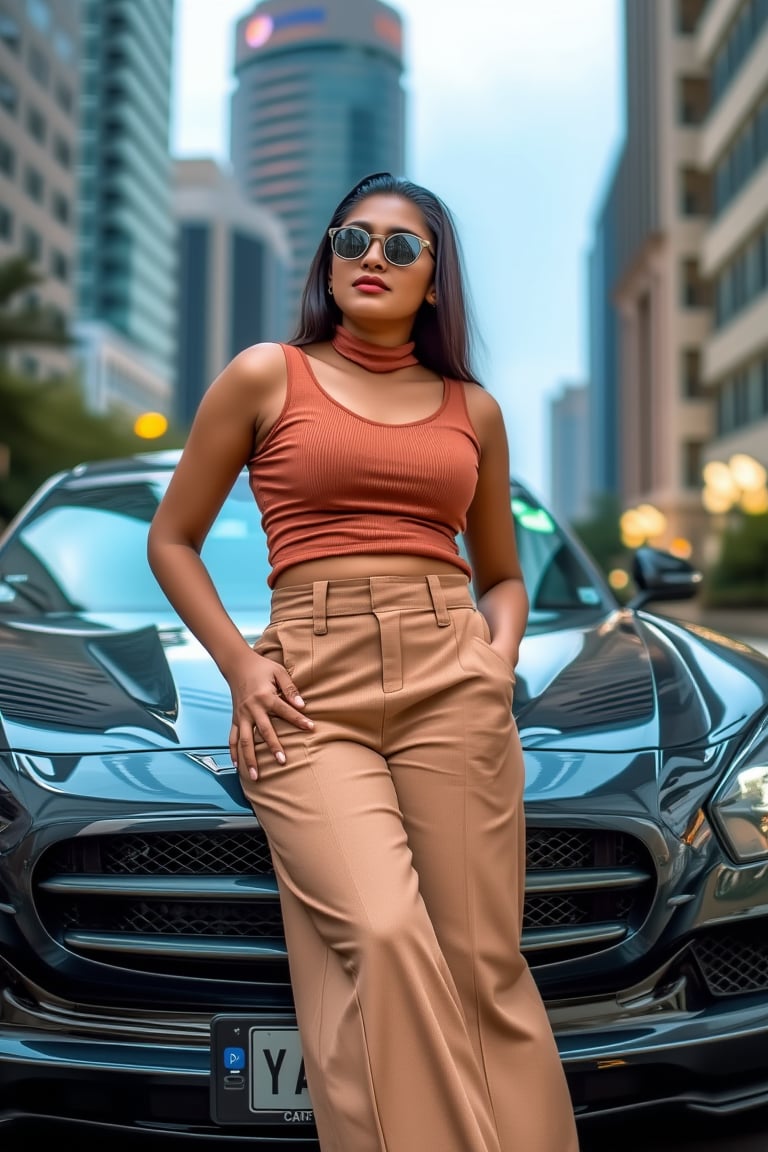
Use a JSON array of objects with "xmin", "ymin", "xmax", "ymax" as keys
[{"xmin": 328, "ymin": 227, "xmax": 434, "ymax": 266}]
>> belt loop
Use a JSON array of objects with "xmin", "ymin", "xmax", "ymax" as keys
[
  {"xmin": 426, "ymin": 575, "xmax": 450, "ymax": 627},
  {"xmin": 312, "ymin": 580, "xmax": 329, "ymax": 635}
]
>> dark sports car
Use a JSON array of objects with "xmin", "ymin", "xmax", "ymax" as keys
[{"xmin": 1, "ymin": 449, "xmax": 768, "ymax": 1145}]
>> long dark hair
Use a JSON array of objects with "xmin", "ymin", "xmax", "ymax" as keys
[{"xmin": 292, "ymin": 172, "xmax": 479, "ymax": 382}]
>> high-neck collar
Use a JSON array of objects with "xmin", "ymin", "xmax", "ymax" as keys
[{"xmin": 331, "ymin": 325, "xmax": 419, "ymax": 372}]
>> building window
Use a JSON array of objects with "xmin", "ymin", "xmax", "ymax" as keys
[
  {"xmin": 0, "ymin": 204, "xmax": 12, "ymax": 240},
  {"xmin": 26, "ymin": 0, "xmax": 51, "ymax": 33},
  {"xmin": 51, "ymin": 189, "xmax": 69, "ymax": 225},
  {"xmin": 679, "ymin": 76, "xmax": 709, "ymax": 125},
  {"xmin": 52, "ymin": 134, "xmax": 71, "ymax": 169},
  {"xmin": 733, "ymin": 368, "xmax": 750, "ymax": 426},
  {"xmin": 0, "ymin": 72, "xmax": 18, "ymax": 115},
  {"xmin": 679, "ymin": 167, "xmax": 709, "ymax": 216},
  {"xmin": 55, "ymin": 80, "xmax": 74, "ymax": 114},
  {"xmin": 676, "ymin": 0, "xmax": 707, "ymax": 34},
  {"xmin": 682, "ymin": 348, "xmax": 704, "ymax": 397},
  {"xmin": 28, "ymin": 44, "xmax": 49, "ymax": 88},
  {"xmin": 0, "ymin": 13, "xmax": 21, "ymax": 52},
  {"xmin": 23, "ymin": 226, "xmax": 42, "ymax": 262},
  {"xmin": 711, "ymin": 0, "xmax": 768, "ymax": 109},
  {"xmin": 24, "ymin": 164, "xmax": 44, "ymax": 202},
  {"xmin": 0, "ymin": 137, "xmax": 14, "ymax": 177},
  {"xmin": 50, "ymin": 248, "xmax": 68, "ymax": 282},
  {"xmin": 713, "ymin": 220, "xmax": 768, "ymax": 328},
  {"xmin": 53, "ymin": 29, "xmax": 74, "ymax": 63},
  {"xmin": 760, "ymin": 230, "xmax": 768, "ymax": 292},
  {"xmin": 713, "ymin": 95, "xmax": 768, "ymax": 216},
  {"xmin": 682, "ymin": 441, "xmax": 704, "ymax": 489},
  {"xmin": 681, "ymin": 258, "xmax": 709, "ymax": 308},
  {"xmin": 26, "ymin": 105, "xmax": 47, "ymax": 144}
]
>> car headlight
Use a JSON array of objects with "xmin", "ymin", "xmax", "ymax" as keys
[{"xmin": 711, "ymin": 724, "xmax": 768, "ymax": 863}]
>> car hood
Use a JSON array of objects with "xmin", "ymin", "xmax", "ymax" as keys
[{"xmin": 0, "ymin": 607, "xmax": 766, "ymax": 760}]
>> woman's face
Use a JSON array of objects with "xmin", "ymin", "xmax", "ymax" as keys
[{"xmin": 329, "ymin": 193, "xmax": 436, "ymax": 328}]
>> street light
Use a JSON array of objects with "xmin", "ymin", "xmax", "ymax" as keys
[
  {"xmin": 134, "ymin": 411, "xmax": 168, "ymax": 440},
  {"xmin": 619, "ymin": 503, "xmax": 668, "ymax": 549},
  {"xmin": 702, "ymin": 453, "xmax": 768, "ymax": 515}
]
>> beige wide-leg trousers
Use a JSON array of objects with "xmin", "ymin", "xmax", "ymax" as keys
[{"xmin": 242, "ymin": 574, "xmax": 579, "ymax": 1152}]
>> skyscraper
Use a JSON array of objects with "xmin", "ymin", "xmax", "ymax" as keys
[
  {"xmin": 230, "ymin": 0, "xmax": 406, "ymax": 327},
  {"xmin": 0, "ymin": 0, "xmax": 80, "ymax": 381},
  {"xmin": 697, "ymin": 0, "xmax": 768, "ymax": 494},
  {"xmin": 589, "ymin": 0, "xmax": 768, "ymax": 561},
  {"xmin": 77, "ymin": 0, "xmax": 176, "ymax": 396},
  {"xmin": 173, "ymin": 158, "xmax": 291, "ymax": 427},
  {"xmin": 591, "ymin": 0, "xmax": 713, "ymax": 558}
]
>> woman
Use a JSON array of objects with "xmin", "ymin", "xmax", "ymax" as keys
[{"xmin": 147, "ymin": 172, "xmax": 579, "ymax": 1152}]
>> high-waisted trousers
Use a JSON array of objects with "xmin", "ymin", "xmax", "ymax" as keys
[{"xmin": 242, "ymin": 574, "xmax": 579, "ymax": 1152}]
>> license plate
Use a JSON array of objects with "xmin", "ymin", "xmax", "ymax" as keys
[{"xmin": 210, "ymin": 1015, "xmax": 314, "ymax": 1126}]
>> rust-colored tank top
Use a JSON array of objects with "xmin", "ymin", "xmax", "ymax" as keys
[{"xmin": 248, "ymin": 344, "xmax": 480, "ymax": 587}]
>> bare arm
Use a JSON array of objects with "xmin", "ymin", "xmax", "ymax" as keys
[
  {"xmin": 147, "ymin": 342, "xmax": 312, "ymax": 778},
  {"xmin": 463, "ymin": 385, "xmax": 528, "ymax": 672}
]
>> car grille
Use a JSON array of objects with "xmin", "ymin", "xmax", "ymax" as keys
[
  {"xmin": 34, "ymin": 825, "xmax": 656, "ymax": 979},
  {"xmin": 691, "ymin": 925, "xmax": 768, "ymax": 997}
]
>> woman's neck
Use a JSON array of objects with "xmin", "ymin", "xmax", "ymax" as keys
[{"xmin": 331, "ymin": 324, "xmax": 419, "ymax": 372}]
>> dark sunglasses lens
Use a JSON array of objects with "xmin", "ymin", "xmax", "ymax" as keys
[
  {"xmin": 333, "ymin": 227, "xmax": 369, "ymax": 259},
  {"xmin": 384, "ymin": 233, "xmax": 423, "ymax": 265}
]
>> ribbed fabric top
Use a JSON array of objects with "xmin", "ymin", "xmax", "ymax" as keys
[{"xmin": 248, "ymin": 345, "xmax": 481, "ymax": 587}]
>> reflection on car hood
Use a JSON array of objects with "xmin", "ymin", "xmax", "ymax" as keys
[{"xmin": 0, "ymin": 608, "xmax": 766, "ymax": 759}]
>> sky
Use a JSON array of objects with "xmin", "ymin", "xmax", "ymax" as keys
[{"xmin": 172, "ymin": 0, "xmax": 624, "ymax": 499}]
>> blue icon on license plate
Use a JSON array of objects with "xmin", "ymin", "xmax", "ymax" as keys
[{"xmin": 224, "ymin": 1046, "xmax": 246, "ymax": 1070}]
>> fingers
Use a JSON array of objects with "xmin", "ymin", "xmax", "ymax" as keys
[
  {"xmin": 272, "ymin": 667, "xmax": 305, "ymax": 709},
  {"xmin": 230, "ymin": 692, "xmax": 314, "ymax": 782}
]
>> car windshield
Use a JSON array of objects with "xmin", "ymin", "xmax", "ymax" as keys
[
  {"xmin": 509, "ymin": 492, "xmax": 609, "ymax": 621},
  {"xmin": 0, "ymin": 471, "xmax": 273, "ymax": 617},
  {"xmin": 0, "ymin": 471, "xmax": 611, "ymax": 621}
]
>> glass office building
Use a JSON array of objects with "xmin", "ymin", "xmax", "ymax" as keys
[
  {"xmin": 230, "ymin": 0, "xmax": 406, "ymax": 328},
  {"xmin": 174, "ymin": 158, "xmax": 291, "ymax": 428},
  {"xmin": 77, "ymin": 0, "xmax": 176, "ymax": 387},
  {"xmin": 0, "ymin": 0, "xmax": 81, "ymax": 381}
]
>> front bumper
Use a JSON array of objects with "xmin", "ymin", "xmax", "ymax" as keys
[{"xmin": 3, "ymin": 980, "xmax": 768, "ymax": 1141}]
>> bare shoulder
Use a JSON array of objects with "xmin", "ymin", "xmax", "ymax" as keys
[
  {"xmin": 214, "ymin": 341, "xmax": 287, "ymax": 401},
  {"xmin": 461, "ymin": 381, "xmax": 507, "ymax": 442}
]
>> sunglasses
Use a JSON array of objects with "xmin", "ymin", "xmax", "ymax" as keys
[{"xmin": 328, "ymin": 226, "xmax": 434, "ymax": 267}]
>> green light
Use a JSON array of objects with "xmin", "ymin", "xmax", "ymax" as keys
[{"xmin": 512, "ymin": 498, "xmax": 555, "ymax": 534}]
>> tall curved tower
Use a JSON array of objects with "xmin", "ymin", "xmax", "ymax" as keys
[{"xmin": 231, "ymin": 0, "xmax": 406, "ymax": 328}]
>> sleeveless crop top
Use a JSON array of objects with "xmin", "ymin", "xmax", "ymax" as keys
[{"xmin": 247, "ymin": 344, "xmax": 481, "ymax": 587}]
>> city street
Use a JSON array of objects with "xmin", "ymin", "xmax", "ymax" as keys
[
  {"xmin": 3, "ymin": 1107, "xmax": 768, "ymax": 1149},
  {"xmin": 582, "ymin": 1109, "xmax": 768, "ymax": 1150}
]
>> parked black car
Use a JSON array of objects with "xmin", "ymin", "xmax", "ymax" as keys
[{"xmin": 1, "ymin": 450, "xmax": 768, "ymax": 1144}]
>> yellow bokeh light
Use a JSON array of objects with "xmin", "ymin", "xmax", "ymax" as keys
[
  {"xmin": 636, "ymin": 503, "xmax": 667, "ymax": 537},
  {"xmin": 702, "ymin": 460, "xmax": 739, "ymax": 497},
  {"xmin": 669, "ymin": 537, "xmax": 692, "ymax": 559},
  {"xmin": 620, "ymin": 504, "xmax": 667, "ymax": 547},
  {"xmin": 729, "ymin": 453, "xmax": 767, "ymax": 493},
  {"xmin": 134, "ymin": 412, "xmax": 168, "ymax": 439},
  {"xmin": 702, "ymin": 486, "xmax": 734, "ymax": 514},
  {"xmin": 608, "ymin": 568, "xmax": 630, "ymax": 590},
  {"xmin": 739, "ymin": 487, "xmax": 768, "ymax": 515}
]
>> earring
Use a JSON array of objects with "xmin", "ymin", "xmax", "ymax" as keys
[{"xmin": 328, "ymin": 282, "xmax": 333, "ymax": 296}]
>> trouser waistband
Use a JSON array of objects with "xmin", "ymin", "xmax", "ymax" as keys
[{"xmin": 268, "ymin": 574, "xmax": 474, "ymax": 635}]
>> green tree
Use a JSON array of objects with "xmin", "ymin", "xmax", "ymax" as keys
[
  {"xmin": 705, "ymin": 511, "xmax": 768, "ymax": 607},
  {"xmin": 571, "ymin": 492, "xmax": 627, "ymax": 578},
  {"xmin": 0, "ymin": 254, "xmax": 71, "ymax": 349},
  {"xmin": 0, "ymin": 256, "xmax": 183, "ymax": 525}
]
